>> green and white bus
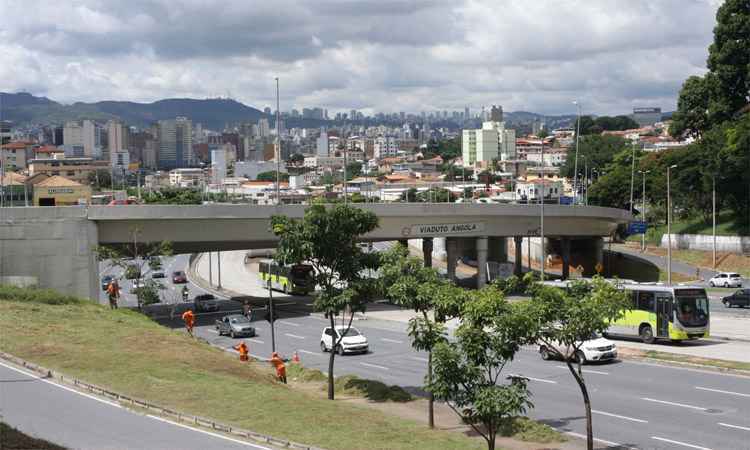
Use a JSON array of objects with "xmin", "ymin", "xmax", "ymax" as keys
[
  {"xmin": 258, "ymin": 259, "xmax": 314, "ymax": 295},
  {"xmin": 543, "ymin": 280, "xmax": 710, "ymax": 343}
]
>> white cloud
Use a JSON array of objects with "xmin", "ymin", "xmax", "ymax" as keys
[{"xmin": 0, "ymin": 0, "xmax": 720, "ymax": 115}]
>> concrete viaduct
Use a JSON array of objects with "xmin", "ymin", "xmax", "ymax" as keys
[{"xmin": 0, "ymin": 204, "xmax": 631, "ymax": 300}]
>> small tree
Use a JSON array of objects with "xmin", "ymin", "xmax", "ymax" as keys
[
  {"xmin": 272, "ymin": 204, "xmax": 379, "ymax": 399},
  {"xmin": 380, "ymin": 246, "xmax": 468, "ymax": 427},
  {"xmin": 429, "ymin": 285, "xmax": 538, "ymax": 450},
  {"xmin": 96, "ymin": 228, "xmax": 173, "ymax": 309},
  {"xmin": 523, "ymin": 277, "xmax": 630, "ymax": 450}
]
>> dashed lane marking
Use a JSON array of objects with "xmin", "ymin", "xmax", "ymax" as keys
[
  {"xmin": 592, "ymin": 409, "xmax": 648, "ymax": 423},
  {"xmin": 651, "ymin": 436, "xmax": 713, "ymax": 450},
  {"xmin": 554, "ymin": 365, "xmax": 609, "ymax": 375},
  {"xmin": 641, "ymin": 397, "xmax": 707, "ymax": 411},
  {"xmin": 360, "ymin": 362, "xmax": 390, "ymax": 371},
  {"xmin": 278, "ymin": 321, "xmax": 300, "ymax": 327},
  {"xmin": 696, "ymin": 386, "xmax": 750, "ymax": 398},
  {"xmin": 381, "ymin": 338, "xmax": 404, "ymax": 344},
  {"xmin": 718, "ymin": 422, "xmax": 750, "ymax": 432},
  {"xmin": 284, "ymin": 333, "xmax": 305, "ymax": 340}
]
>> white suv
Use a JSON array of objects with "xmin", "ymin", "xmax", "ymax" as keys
[
  {"xmin": 320, "ymin": 326, "xmax": 369, "ymax": 355},
  {"xmin": 539, "ymin": 334, "xmax": 617, "ymax": 364},
  {"xmin": 709, "ymin": 272, "xmax": 743, "ymax": 288}
]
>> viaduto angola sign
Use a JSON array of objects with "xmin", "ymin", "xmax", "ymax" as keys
[{"xmin": 402, "ymin": 222, "xmax": 485, "ymax": 237}]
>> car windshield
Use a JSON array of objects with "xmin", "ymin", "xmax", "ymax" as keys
[
  {"xmin": 337, "ymin": 328, "xmax": 360, "ymax": 337},
  {"xmin": 174, "ymin": 271, "xmax": 184, "ymax": 276},
  {"xmin": 729, "ymin": 273, "xmax": 741, "ymax": 278},
  {"xmin": 675, "ymin": 295, "xmax": 709, "ymax": 327},
  {"xmin": 230, "ymin": 317, "xmax": 249, "ymax": 324}
]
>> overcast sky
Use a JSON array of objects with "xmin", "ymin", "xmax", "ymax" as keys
[{"xmin": 0, "ymin": 0, "xmax": 721, "ymax": 116}]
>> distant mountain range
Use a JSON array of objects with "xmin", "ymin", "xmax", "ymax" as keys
[
  {"xmin": 0, "ymin": 92, "xmax": 266, "ymax": 130},
  {"xmin": 1, "ymin": 92, "xmax": 665, "ymax": 131}
]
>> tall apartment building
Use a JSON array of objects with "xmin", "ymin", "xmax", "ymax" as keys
[
  {"xmin": 82, "ymin": 120, "xmax": 99, "ymax": 158},
  {"xmin": 258, "ymin": 118, "xmax": 270, "ymax": 138},
  {"xmin": 373, "ymin": 136, "xmax": 399, "ymax": 159},
  {"xmin": 462, "ymin": 118, "xmax": 516, "ymax": 167},
  {"xmin": 106, "ymin": 120, "xmax": 127, "ymax": 166},
  {"xmin": 158, "ymin": 117, "xmax": 193, "ymax": 169},
  {"xmin": 316, "ymin": 130, "xmax": 329, "ymax": 156},
  {"xmin": 63, "ymin": 121, "xmax": 84, "ymax": 156}
]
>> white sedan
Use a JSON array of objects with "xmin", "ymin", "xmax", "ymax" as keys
[
  {"xmin": 539, "ymin": 334, "xmax": 617, "ymax": 364},
  {"xmin": 320, "ymin": 326, "xmax": 369, "ymax": 355}
]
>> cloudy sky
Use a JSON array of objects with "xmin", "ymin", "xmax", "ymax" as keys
[{"xmin": 0, "ymin": 0, "xmax": 722, "ymax": 116}]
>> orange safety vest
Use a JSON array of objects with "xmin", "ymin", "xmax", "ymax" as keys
[
  {"xmin": 234, "ymin": 343, "xmax": 249, "ymax": 360},
  {"xmin": 270, "ymin": 354, "xmax": 286, "ymax": 377},
  {"xmin": 182, "ymin": 311, "xmax": 195, "ymax": 326}
]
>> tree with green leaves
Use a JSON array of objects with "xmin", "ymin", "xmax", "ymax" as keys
[
  {"xmin": 87, "ymin": 169, "xmax": 112, "ymax": 190},
  {"xmin": 559, "ymin": 135, "xmax": 628, "ymax": 180},
  {"xmin": 380, "ymin": 245, "xmax": 468, "ymax": 427},
  {"xmin": 256, "ymin": 171, "xmax": 290, "ymax": 182},
  {"xmin": 669, "ymin": 75, "xmax": 714, "ymax": 138},
  {"xmin": 429, "ymin": 285, "xmax": 538, "ymax": 450},
  {"xmin": 96, "ymin": 230, "xmax": 173, "ymax": 309},
  {"xmin": 271, "ymin": 204, "xmax": 380, "ymax": 399},
  {"xmin": 522, "ymin": 278, "xmax": 630, "ymax": 450},
  {"xmin": 345, "ymin": 161, "xmax": 362, "ymax": 181}
]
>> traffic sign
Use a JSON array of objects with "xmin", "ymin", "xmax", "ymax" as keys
[{"xmin": 627, "ymin": 221, "xmax": 648, "ymax": 234}]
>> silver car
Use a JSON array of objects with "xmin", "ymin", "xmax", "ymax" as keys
[{"xmin": 215, "ymin": 314, "xmax": 256, "ymax": 338}]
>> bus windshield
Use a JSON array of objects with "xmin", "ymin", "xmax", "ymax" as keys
[
  {"xmin": 290, "ymin": 265, "xmax": 313, "ymax": 281},
  {"xmin": 675, "ymin": 294, "xmax": 709, "ymax": 327}
]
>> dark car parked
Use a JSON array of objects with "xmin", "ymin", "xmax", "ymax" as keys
[
  {"xmin": 722, "ymin": 289, "xmax": 750, "ymax": 308},
  {"xmin": 194, "ymin": 293, "xmax": 220, "ymax": 312},
  {"xmin": 215, "ymin": 314, "xmax": 256, "ymax": 338}
]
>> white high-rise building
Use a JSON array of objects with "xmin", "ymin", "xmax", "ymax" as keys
[
  {"xmin": 373, "ymin": 136, "xmax": 399, "ymax": 159},
  {"xmin": 82, "ymin": 120, "xmax": 100, "ymax": 158},
  {"xmin": 258, "ymin": 118, "xmax": 270, "ymax": 138},
  {"xmin": 316, "ymin": 130, "xmax": 329, "ymax": 156},
  {"xmin": 211, "ymin": 148, "xmax": 227, "ymax": 184},
  {"xmin": 63, "ymin": 121, "xmax": 84, "ymax": 156},
  {"xmin": 158, "ymin": 117, "xmax": 193, "ymax": 169},
  {"xmin": 461, "ymin": 118, "xmax": 516, "ymax": 167}
]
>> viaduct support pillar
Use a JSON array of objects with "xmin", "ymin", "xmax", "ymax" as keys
[
  {"xmin": 561, "ymin": 238, "xmax": 571, "ymax": 280},
  {"xmin": 476, "ymin": 236, "xmax": 488, "ymax": 289},
  {"xmin": 513, "ymin": 236, "xmax": 523, "ymax": 277},
  {"xmin": 446, "ymin": 238, "xmax": 458, "ymax": 282},
  {"xmin": 422, "ymin": 238, "xmax": 433, "ymax": 268}
]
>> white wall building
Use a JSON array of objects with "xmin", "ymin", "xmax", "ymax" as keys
[
  {"xmin": 515, "ymin": 179, "xmax": 562, "ymax": 202},
  {"xmin": 63, "ymin": 121, "xmax": 84, "ymax": 157},
  {"xmin": 316, "ymin": 130, "xmax": 329, "ymax": 156},
  {"xmin": 526, "ymin": 148, "xmax": 567, "ymax": 166},
  {"xmin": 211, "ymin": 148, "xmax": 227, "ymax": 184},
  {"xmin": 169, "ymin": 168, "xmax": 205, "ymax": 187},
  {"xmin": 303, "ymin": 156, "xmax": 345, "ymax": 169},
  {"xmin": 462, "ymin": 121, "xmax": 516, "ymax": 167},
  {"xmin": 233, "ymin": 161, "xmax": 287, "ymax": 180},
  {"xmin": 373, "ymin": 136, "xmax": 399, "ymax": 159}
]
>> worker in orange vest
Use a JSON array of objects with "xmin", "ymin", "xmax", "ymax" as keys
[
  {"xmin": 233, "ymin": 342, "xmax": 249, "ymax": 361},
  {"xmin": 270, "ymin": 352, "xmax": 287, "ymax": 384},
  {"xmin": 106, "ymin": 280, "xmax": 120, "ymax": 310},
  {"xmin": 181, "ymin": 309, "xmax": 195, "ymax": 336}
]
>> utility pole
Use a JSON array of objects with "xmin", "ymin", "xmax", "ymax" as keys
[
  {"xmin": 667, "ymin": 164, "xmax": 677, "ymax": 285},
  {"xmin": 540, "ymin": 140, "xmax": 545, "ymax": 281},
  {"xmin": 217, "ymin": 250, "xmax": 222, "ymax": 289},
  {"xmin": 268, "ymin": 277, "xmax": 276, "ymax": 353},
  {"xmin": 275, "ymin": 77, "xmax": 281, "ymax": 206},
  {"xmin": 629, "ymin": 142, "xmax": 636, "ymax": 214},
  {"xmin": 572, "ymin": 100, "xmax": 581, "ymax": 204},
  {"xmin": 712, "ymin": 175, "xmax": 717, "ymax": 269},
  {"xmin": 639, "ymin": 169, "xmax": 650, "ymax": 251},
  {"xmin": 208, "ymin": 252, "xmax": 213, "ymax": 287}
]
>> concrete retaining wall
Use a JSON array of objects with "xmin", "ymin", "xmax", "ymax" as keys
[{"xmin": 661, "ymin": 234, "xmax": 750, "ymax": 253}]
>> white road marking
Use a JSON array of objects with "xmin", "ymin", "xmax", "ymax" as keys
[
  {"xmin": 360, "ymin": 362, "xmax": 390, "ymax": 371},
  {"xmin": 298, "ymin": 350, "xmax": 322, "ymax": 357},
  {"xmin": 592, "ymin": 409, "xmax": 648, "ymax": 423},
  {"xmin": 246, "ymin": 339, "xmax": 264, "ymax": 344},
  {"xmin": 0, "ymin": 360, "xmax": 122, "ymax": 409},
  {"xmin": 554, "ymin": 365, "xmax": 609, "ymax": 375},
  {"xmin": 508, "ymin": 373, "xmax": 557, "ymax": 384},
  {"xmin": 206, "ymin": 329, "xmax": 218, "ymax": 334},
  {"xmin": 278, "ymin": 320, "xmax": 300, "ymax": 327},
  {"xmin": 147, "ymin": 415, "xmax": 271, "ymax": 449},
  {"xmin": 696, "ymin": 386, "xmax": 750, "ymax": 398},
  {"xmin": 381, "ymin": 338, "xmax": 404, "ymax": 344},
  {"xmin": 651, "ymin": 436, "xmax": 713, "ymax": 450},
  {"xmin": 410, "ymin": 356, "xmax": 429, "ymax": 363},
  {"xmin": 275, "ymin": 302, "xmax": 296, "ymax": 307},
  {"xmin": 641, "ymin": 397, "xmax": 707, "ymax": 411},
  {"xmin": 564, "ymin": 431, "xmax": 633, "ymax": 449},
  {"xmin": 284, "ymin": 333, "xmax": 305, "ymax": 340},
  {"xmin": 718, "ymin": 422, "xmax": 750, "ymax": 432}
]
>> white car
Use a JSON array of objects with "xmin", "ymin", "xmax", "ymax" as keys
[
  {"xmin": 709, "ymin": 272, "xmax": 743, "ymax": 288},
  {"xmin": 539, "ymin": 334, "xmax": 617, "ymax": 364},
  {"xmin": 320, "ymin": 326, "xmax": 369, "ymax": 355}
]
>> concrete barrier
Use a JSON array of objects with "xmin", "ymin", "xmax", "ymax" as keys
[{"xmin": 661, "ymin": 234, "xmax": 750, "ymax": 254}]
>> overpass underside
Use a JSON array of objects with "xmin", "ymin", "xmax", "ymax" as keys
[{"xmin": 0, "ymin": 204, "xmax": 630, "ymax": 300}]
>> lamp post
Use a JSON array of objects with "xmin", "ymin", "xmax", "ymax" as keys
[
  {"xmin": 667, "ymin": 164, "xmax": 677, "ymax": 285},
  {"xmin": 639, "ymin": 169, "xmax": 650, "ymax": 251},
  {"xmin": 572, "ymin": 100, "xmax": 582, "ymax": 204},
  {"xmin": 712, "ymin": 175, "xmax": 717, "ymax": 269},
  {"xmin": 275, "ymin": 77, "xmax": 281, "ymax": 206},
  {"xmin": 629, "ymin": 142, "xmax": 636, "ymax": 214},
  {"xmin": 540, "ymin": 141, "xmax": 545, "ymax": 281}
]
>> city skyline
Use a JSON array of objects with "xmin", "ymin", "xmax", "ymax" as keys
[{"xmin": 0, "ymin": 0, "xmax": 721, "ymax": 116}]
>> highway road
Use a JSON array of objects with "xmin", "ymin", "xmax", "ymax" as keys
[
  {"xmin": 171, "ymin": 248, "xmax": 750, "ymax": 450},
  {"xmin": 0, "ymin": 361, "xmax": 274, "ymax": 450}
]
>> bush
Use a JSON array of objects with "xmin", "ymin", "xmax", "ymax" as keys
[
  {"xmin": 0, "ymin": 285, "xmax": 82, "ymax": 305},
  {"xmin": 334, "ymin": 375, "xmax": 412, "ymax": 402},
  {"xmin": 498, "ymin": 417, "xmax": 565, "ymax": 443},
  {"xmin": 287, "ymin": 363, "xmax": 327, "ymax": 382}
]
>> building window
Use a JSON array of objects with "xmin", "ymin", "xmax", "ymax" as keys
[{"xmin": 67, "ymin": 171, "xmax": 76, "ymax": 177}]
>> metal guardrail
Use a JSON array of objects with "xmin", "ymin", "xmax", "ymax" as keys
[{"xmin": 0, "ymin": 351, "xmax": 325, "ymax": 450}]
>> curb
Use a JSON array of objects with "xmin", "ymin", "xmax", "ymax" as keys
[
  {"xmin": 0, "ymin": 351, "xmax": 325, "ymax": 450},
  {"xmin": 621, "ymin": 353, "xmax": 750, "ymax": 377}
]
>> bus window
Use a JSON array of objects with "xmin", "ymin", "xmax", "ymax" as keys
[
  {"xmin": 637, "ymin": 292, "xmax": 655, "ymax": 311},
  {"xmin": 675, "ymin": 294, "xmax": 709, "ymax": 327}
]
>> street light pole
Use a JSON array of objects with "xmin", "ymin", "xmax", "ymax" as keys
[
  {"xmin": 540, "ymin": 141, "xmax": 545, "ymax": 281},
  {"xmin": 572, "ymin": 100, "xmax": 581, "ymax": 204},
  {"xmin": 712, "ymin": 175, "xmax": 716, "ymax": 269},
  {"xmin": 275, "ymin": 77, "xmax": 281, "ymax": 206},
  {"xmin": 639, "ymin": 170, "xmax": 650, "ymax": 251},
  {"xmin": 629, "ymin": 142, "xmax": 636, "ymax": 214},
  {"xmin": 667, "ymin": 164, "xmax": 677, "ymax": 285}
]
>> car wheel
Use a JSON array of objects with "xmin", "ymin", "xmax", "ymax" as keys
[
  {"xmin": 724, "ymin": 282, "xmax": 729, "ymax": 288},
  {"xmin": 540, "ymin": 346, "xmax": 551, "ymax": 361},
  {"xmin": 230, "ymin": 330, "xmax": 236, "ymax": 339},
  {"xmin": 283, "ymin": 284, "xmax": 289, "ymax": 295},
  {"xmin": 709, "ymin": 281, "xmax": 715, "ymax": 287},
  {"xmin": 320, "ymin": 341, "xmax": 327, "ymax": 352},
  {"xmin": 337, "ymin": 345, "xmax": 345, "ymax": 356},
  {"xmin": 575, "ymin": 351, "xmax": 587, "ymax": 365},
  {"xmin": 640, "ymin": 325, "xmax": 655, "ymax": 344}
]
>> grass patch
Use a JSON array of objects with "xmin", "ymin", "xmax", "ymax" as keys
[
  {"xmin": 286, "ymin": 362, "xmax": 327, "ymax": 383},
  {"xmin": 0, "ymin": 422, "xmax": 68, "ymax": 450},
  {"xmin": 627, "ymin": 212, "xmax": 748, "ymax": 246},
  {"xmin": 644, "ymin": 350, "xmax": 750, "ymax": 372},
  {"xmin": 334, "ymin": 375, "xmax": 412, "ymax": 402},
  {"xmin": 498, "ymin": 417, "xmax": 566, "ymax": 443},
  {"xmin": 0, "ymin": 287, "xmax": 480, "ymax": 450}
]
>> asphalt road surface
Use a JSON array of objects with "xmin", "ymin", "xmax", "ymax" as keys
[{"xmin": 0, "ymin": 360, "xmax": 275, "ymax": 450}]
